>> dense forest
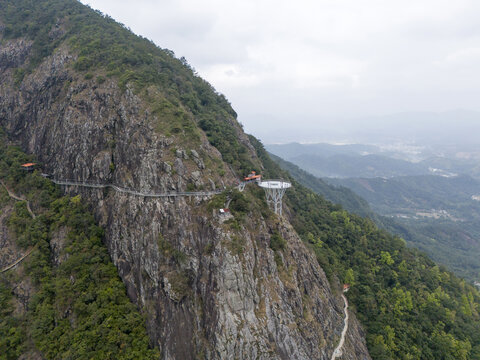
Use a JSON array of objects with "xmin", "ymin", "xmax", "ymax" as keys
[
  {"xmin": 332, "ymin": 174, "xmax": 480, "ymax": 282},
  {"xmin": 0, "ymin": 135, "xmax": 158, "ymax": 359}
]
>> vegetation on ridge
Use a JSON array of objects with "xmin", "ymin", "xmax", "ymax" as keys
[
  {"xmin": 331, "ymin": 174, "xmax": 480, "ymax": 282},
  {"xmin": 271, "ymin": 153, "xmax": 480, "ymax": 282}
]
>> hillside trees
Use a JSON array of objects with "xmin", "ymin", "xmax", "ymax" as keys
[
  {"xmin": 250, "ymin": 136, "xmax": 480, "ymax": 360},
  {"xmin": 0, "ymin": 141, "xmax": 158, "ymax": 359}
]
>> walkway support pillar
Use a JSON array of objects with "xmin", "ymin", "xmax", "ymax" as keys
[{"xmin": 258, "ymin": 180, "xmax": 292, "ymax": 216}]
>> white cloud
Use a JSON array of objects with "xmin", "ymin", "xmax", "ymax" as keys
[
  {"xmin": 443, "ymin": 47, "xmax": 480, "ymax": 65},
  {"xmin": 81, "ymin": 0, "xmax": 480, "ymax": 141}
]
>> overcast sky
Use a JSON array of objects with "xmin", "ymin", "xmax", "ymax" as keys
[{"xmin": 81, "ymin": 0, "xmax": 480, "ymax": 143}]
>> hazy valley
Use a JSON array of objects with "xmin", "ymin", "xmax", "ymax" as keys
[{"xmin": 268, "ymin": 141, "xmax": 480, "ymax": 283}]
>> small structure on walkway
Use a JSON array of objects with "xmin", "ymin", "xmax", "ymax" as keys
[
  {"xmin": 243, "ymin": 171, "xmax": 262, "ymax": 183},
  {"xmin": 21, "ymin": 163, "xmax": 36, "ymax": 171},
  {"xmin": 343, "ymin": 284, "xmax": 350, "ymax": 293},
  {"xmin": 259, "ymin": 179, "xmax": 291, "ymax": 216},
  {"xmin": 218, "ymin": 208, "xmax": 233, "ymax": 223},
  {"xmin": 239, "ymin": 171, "xmax": 262, "ymax": 192}
]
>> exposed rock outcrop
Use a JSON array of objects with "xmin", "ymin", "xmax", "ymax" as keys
[{"xmin": 0, "ymin": 33, "xmax": 370, "ymax": 360}]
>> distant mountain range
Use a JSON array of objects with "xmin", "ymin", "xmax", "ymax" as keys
[
  {"xmin": 269, "ymin": 143, "xmax": 480, "ymax": 283},
  {"xmin": 330, "ymin": 175, "xmax": 480, "ymax": 220},
  {"xmin": 287, "ymin": 153, "xmax": 427, "ymax": 178},
  {"xmin": 260, "ymin": 110, "xmax": 480, "ymax": 146},
  {"xmin": 267, "ymin": 141, "xmax": 480, "ymax": 179},
  {"xmin": 350, "ymin": 110, "xmax": 480, "ymax": 147}
]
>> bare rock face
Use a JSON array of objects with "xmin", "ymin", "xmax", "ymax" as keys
[
  {"xmin": 50, "ymin": 226, "xmax": 69, "ymax": 266},
  {"xmin": 0, "ymin": 39, "xmax": 371, "ymax": 360},
  {"xmin": 0, "ymin": 39, "xmax": 32, "ymax": 71}
]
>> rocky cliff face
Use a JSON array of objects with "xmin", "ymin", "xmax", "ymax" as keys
[{"xmin": 0, "ymin": 31, "xmax": 370, "ymax": 360}]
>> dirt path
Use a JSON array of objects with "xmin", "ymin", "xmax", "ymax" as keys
[
  {"xmin": 0, "ymin": 180, "xmax": 37, "ymax": 273},
  {"xmin": 0, "ymin": 180, "xmax": 36, "ymax": 218},
  {"xmin": 331, "ymin": 294, "xmax": 349, "ymax": 360},
  {"xmin": 1, "ymin": 246, "xmax": 37, "ymax": 273}
]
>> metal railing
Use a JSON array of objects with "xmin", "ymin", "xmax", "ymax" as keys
[{"xmin": 50, "ymin": 178, "xmax": 224, "ymax": 198}]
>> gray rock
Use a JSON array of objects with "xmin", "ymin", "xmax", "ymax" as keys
[
  {"xmin": 0, "ymin": 38, "xmax": 371, "ymax": 360},
  {"xmin": 190, "ymin": 149, "xmax": 199, "ymax": 158},
  {"xmin": 175, "ymin": 148, "xmax": 189, "ymax": 159},
  {"xmin": 174, "ymin": 158, "xmax": 186, "ymax": 176}
]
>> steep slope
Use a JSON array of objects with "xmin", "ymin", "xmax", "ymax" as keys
[{"xmin": 0, "ymin": 1, "xmax": 370, "ymax": 359}]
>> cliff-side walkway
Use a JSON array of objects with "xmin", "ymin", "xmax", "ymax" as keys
[{"xmin": 50, "ymin": 178, "xmax": 224, "ymax": 198}]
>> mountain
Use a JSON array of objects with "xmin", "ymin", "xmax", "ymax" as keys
[
  {"xmin": 0, "ymin": 1, "xmax": 369, "ymax": 358},
  {"xmin": 331, "ymin": 175, "xmax": 480, "ymax": 219},
  {"xmin": 1, "ymin": 1, "xmax": 480, "ymax": 359},
  {"xmin": 266, "ymin": 143, "xmax": 429, "ymax": 178},
  {"xmin": 267, "ymin": 139, "xmax": 480, "ymax": 180},
  {"xmin": 287, "ymin": 153, "xmax": 427, "ymax": 178},
  {"xmin": 266, "ymin": 143, "xmax": 381, "ymax": 160},
  {"xmin": 270, "ymin": 141, "xmax": 480, "ymax": 282},
  {"xmin": 272, "ymin": 150, "xmax": 480, "ymax": 284}
]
